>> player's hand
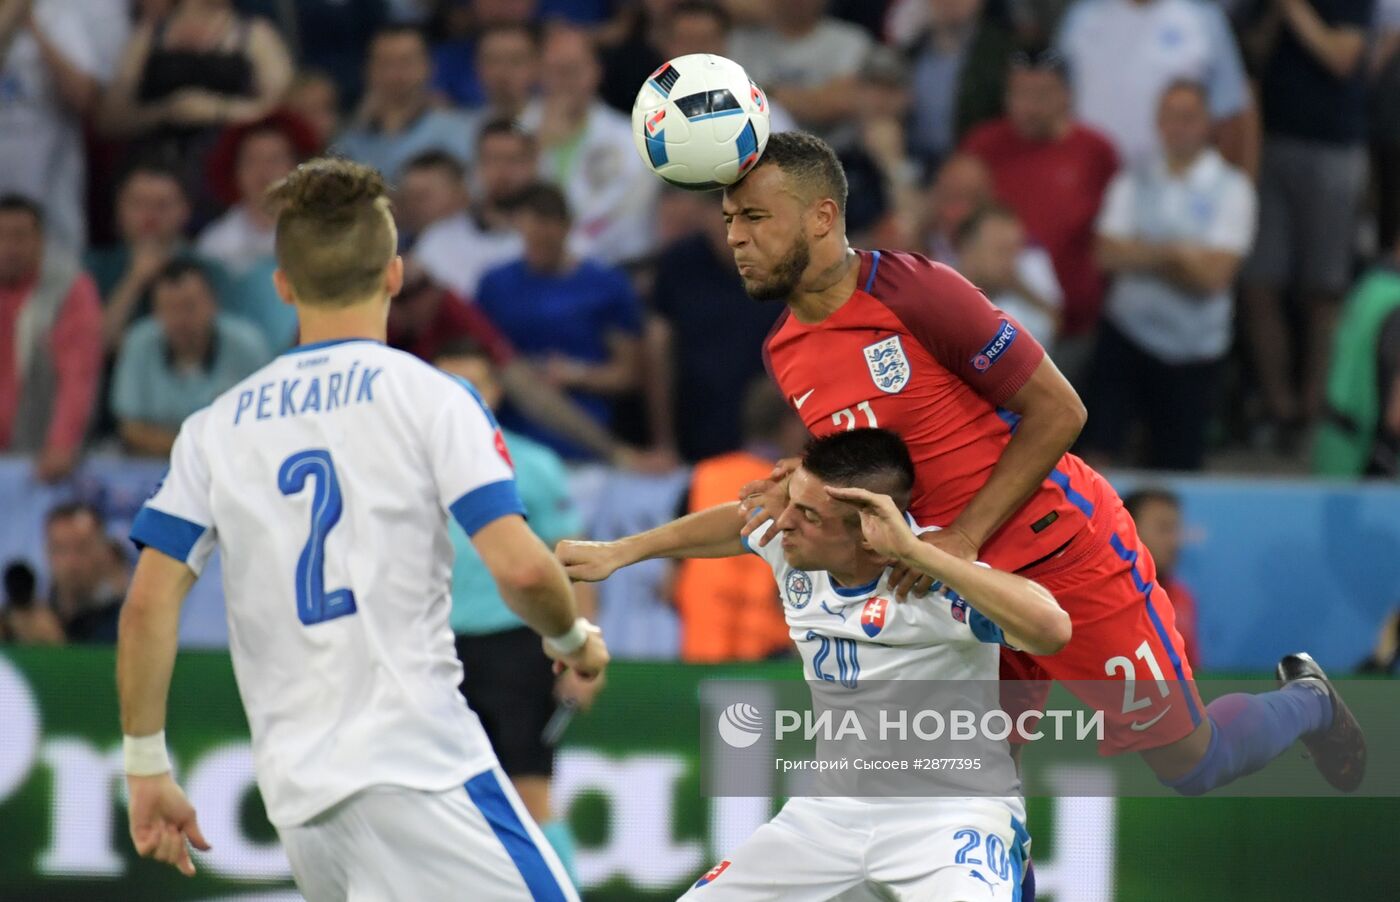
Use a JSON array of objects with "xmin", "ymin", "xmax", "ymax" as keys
[
  {"xmin": 556, "ymin": 539, "xmax": 628, "ymax": 583},
  {"xmin": 126, "ymin": 773, "xmax": 211, "ymax": 877},
  {"xmin": 556, "ymin": 667, "xmax": 605, "ymax": 712},
  {"xmin": 889, "ymin": 527, "xmax": 979, "ymax": 601},
  {"xmin": 548, "ymin": 628, "xmax": 609, "ymax": 681},
  {"xmin": 824, "ymin": 485, "xmax": 919, "ymax": 562},
  {"xmin": 737, "ymin": 457, "xmax": 799, "ymax": 546}
]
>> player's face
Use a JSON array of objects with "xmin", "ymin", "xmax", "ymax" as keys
[
  {"xmin": 723, "ymin": 167, "xmax": 813, "ymax": 302},
  {"xmin": 773, "ymin": 468, "xmax": 866, "ymax": 574}
]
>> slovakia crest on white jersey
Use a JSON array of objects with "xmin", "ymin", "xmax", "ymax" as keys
[{"xmin": 863, "ymin": 335, "xmax": 910, "ymax": 394}]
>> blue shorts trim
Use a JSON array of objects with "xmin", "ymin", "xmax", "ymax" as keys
[
  {"xmin": 1048, "ymin": 469, "xmax": 1094, "ymax": 519},
  {"xmin": 1109, "ymin": 533, "xmax": 1202, "ymax": 727},
  {"xmin": 465, "ymin": 769, "xmax": 568, "ymax": 902}
]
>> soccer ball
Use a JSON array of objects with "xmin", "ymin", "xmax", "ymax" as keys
[{"xmin": 631, "ymin": 53, "xmax": 771, "ymax": 191}]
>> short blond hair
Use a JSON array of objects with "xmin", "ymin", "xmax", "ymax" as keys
[{"xmin": 268, "ymin": 158, "xmax": 396, "ymax": 306}]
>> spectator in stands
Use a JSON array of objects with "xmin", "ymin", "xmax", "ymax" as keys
[
  {"xmin": 1085, "ymin": 81, "xmax": 1256, "ymax": 471},
  {"xmin": 472, "ymin": 118, "xmax": 536, "ymax": 246},
  {"xmin": 1057, "ymin": 0, "xmax": 1256, "ymax": 172},
  {"xmin": 954, "ymin": 203, "xmax": 1064, "ymax": 351},
  {"xmin": 461, "ymin": 23, "xmax": 539, "ymax": 159},
  {"xmin": 390, "ymin": 260, "xmax": 640, "ymax": 465},
  {"xmin": 521, "ymin": 23, "xmax": 657, "ymax": 265},
  {"xmin": 197, "ymin": 116, "xmax": 304, "ymax": 275},
  {"xmin": 1373, "ymin": 1, "xmax": 1400, "ymax": 253},
  {"xmin": 1241, "ymin": 0, "xmax": 1376, "ymax": 445},
  {"xmin": 0, "ymin": 196, "xmax": 102, "ymax": 483},
  {"xmin": 1313, "ymin": 235, "xmax": 1400, "ymax": 477},
  {"xmin": 645, "ymin": 192, "xmax": 782, "ymax": 462},
  {"xmin": 43, "ymin": 501, "xmax": 125, "ymax": 642},
  {"xmin": 962, "ymin": 48, "xmax": 1119, "ymax": 363},
  {"xmin": 237, "ymin": 0, "xmax": 387, "ymax": 109},
  {"xmin": 109, "ymin": 260, "xmax": 269, "ymax": 457},
  {"xmin": 477, "ymin": 182, "xmax": 643, "ymax": 459},
  {"xmin": 336, "ymin": 24, "xmax": 474, "ymax": 182},
  {"xmin": 727, "ymin": 0, "xmax": 871, "ymax": 147},
  {"xmin": 0, "ymin": 561, "xmax": 65, "ymax": 645},
  {"xmin": 0, "ymin": 0, "xmax": 129, "ymax": 250},
  {"xmin": 672, "ymin": 379, "xmax": 806, "ymax": 662},
  {"xmin": 435, "ymin": 336, "xmax": 594, "ymax": 886},
  {"xmin": 846, "ymin": 46, "xmax": 919, "ymax": 249},
  {"xmin": 400, "ymin": 151, "xmax": 520, "ymax": 298},
  {"xmin": 596, "ymin": 0, "xmax": 668, "ymax": 113},
  {"xmin": 903, "ymin": 0, "xmax": 1016, "ymax": 172},
  {"xmin": 99, "ymin": 0, "xmax": 293, "ymax": 163},
  {"xmin": 432, "ymin": 0, "xmax": 538, "ymax": 107},
  {"xmin": 199, "ymin": 115, "xmax": 313, "ymax": 350},
  {"xmin": 1123, "ymin": 488, "xmax": 1199, "ymax": 668},
  {"xmin": 284, "ymin": 70, "xmax": 342, "ymax": 148},
  {"xmin": 86, "ymin": 162, "xmax": 232, "ymax": 350},
  {"xmin": 921, "ymin": 152, "xmax": 994, "ymax": 264}
]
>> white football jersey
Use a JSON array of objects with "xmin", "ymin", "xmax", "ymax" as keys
[
  {"xmin": 131, "ymin": 339, "xmax": 523, "ymax": 827},
  {"xmin": 746, "ymin": 520, "xmax": 1012, "ymax": 682}
]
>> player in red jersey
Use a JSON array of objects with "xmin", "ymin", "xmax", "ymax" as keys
[{"xmin": 725, "ymin": 133, "xmax": 1364, "ymax": 802}]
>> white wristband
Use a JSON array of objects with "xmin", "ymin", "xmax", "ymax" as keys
[
  {"xmin": 124, "ymin": 731, "xmax": 172, "ymax": 776},
  {"xmin": 544, "ymin": 617, "xmax": 591, "ymax": 657}
]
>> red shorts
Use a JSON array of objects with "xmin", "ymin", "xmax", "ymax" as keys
[{"xmin": 1000, "ymin": 496, "xmax": 1203, "ymax": 755}]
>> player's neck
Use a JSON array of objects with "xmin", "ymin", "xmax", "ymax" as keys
[
  {"xmin": 829, "ymin": 559, "xmax": 887, "ymax": 591},
  {"xmin": 786, "ymin": 247, "xmax": 860, "ymax": 325},
  {"xmin": 823, "ymin": 549, "xmax": 890, "ymax": 591},
  {"xmin": 296, "ymin": 299, "xmax": 389, "ymax": 347}
]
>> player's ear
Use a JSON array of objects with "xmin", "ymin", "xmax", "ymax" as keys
[
  {"xmin": 384, "ymin": 255, "xmax": 405, "ymax": 298},
  {"xmin": 810, "ymin": 197, "xmax": 839, "ymax": 239},
  {"xmin": 272, "ymin": 268, "xmax": 296, "ymax": 306}
]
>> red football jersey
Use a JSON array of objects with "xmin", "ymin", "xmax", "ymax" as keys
[{"xmin": 764, "ymin": 249, "xmax": 1109, "ymax": 573}]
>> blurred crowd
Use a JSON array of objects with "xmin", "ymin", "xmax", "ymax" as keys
[{"xmin": 6, "ymin": 0, "xmax": 1400, "ymax": 659}]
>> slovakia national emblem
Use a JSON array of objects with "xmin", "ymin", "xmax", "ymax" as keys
[
  {"xmin": 785, "ymin": 570, "xmax": 813, "ymax": 609},
  {"xmin": 860, "ymin": 597, "xmax": 888, "ymax": 637},
  {"xmin": 695, "ymin": 860, "xmax": 732, "ymax": 888},
  {"xmin": 863, "ymin": 336, "xmax": 910, "ymax": 394},
  {"xmin": 949, "ymin": 597, "xmax": 969, "ymax": 624}
]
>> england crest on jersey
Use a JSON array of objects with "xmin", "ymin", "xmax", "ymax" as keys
[{"xmin": 863, "ymin": 336, "xmax": 910, "ymax": 394}]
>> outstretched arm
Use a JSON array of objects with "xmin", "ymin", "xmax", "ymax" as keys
[
  {"xmin": 557, "ymin": 502, "xmax": 747, "ymax": 582},
  {"xmin": 117, "ymin": 549, "xmax": 212, "ymax": 877},
  {"xmin": 828, "ymin": 487, "xmax": 1071, "ymax": 656}
]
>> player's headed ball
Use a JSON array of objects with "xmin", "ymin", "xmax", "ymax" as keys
[{"xmin": 632, "ymin": 53, "xmax": 771, "ymax": 191}]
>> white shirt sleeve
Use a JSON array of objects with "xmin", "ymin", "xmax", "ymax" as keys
[
  {"xmin": 129, "ymin": 410, "xmax": 218, "ymax": 574},
  {"xmin": 429, "ymin": 375, "xmax": 525, "ymax": 536},
  {"xmin": 1095, "ymin": 173, "xmax": 1137, "ymax": 239},
  {"xmin": 1202, "ymin": 172, "xmax": 1258, "ymax": 255},
  {"xmin": 741, "ymin": 517, "xmax": 786, "ymax": 574}
]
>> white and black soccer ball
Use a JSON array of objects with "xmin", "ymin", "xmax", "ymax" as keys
[{"xmin": 631, "ymin": 53, "xmax": 771, "ymax": 191}]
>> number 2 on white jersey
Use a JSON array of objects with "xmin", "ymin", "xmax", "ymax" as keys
[
  {"xmin": 278, "ymin": 449, "xmax": 358, "ymax": 626},
  {"xmin": 832, "ymin": 400, "xmax": 878, "ymax": 430}
]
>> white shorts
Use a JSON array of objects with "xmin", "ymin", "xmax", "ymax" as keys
[
  {"xmin": 277, "ymin": 767, "xmax": 577, "ymax": 902},
  {"xmin": 680, "ymin": 797, "xmax": 1027, "ymax": 902}
]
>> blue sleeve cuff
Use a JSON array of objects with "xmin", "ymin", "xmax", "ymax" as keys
[
  {"xmin": 130, "ymin": 506, "xmax": 207, "ymax": 561},
  {"xmin": 968, "ymin": 607, "xmax": 1010, "ymax": 647},
  {"xmin": 450, "ymin": 479, "xmax": 527, "ymax": 537},
  {"xmin": 740, "ymin": 508, "xmax": 764, "ymax": 556}
]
